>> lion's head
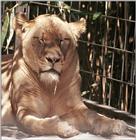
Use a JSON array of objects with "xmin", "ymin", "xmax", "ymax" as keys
[{"xmin": 13, "ymin": 13, "xmax": 86, "ymax": 84}]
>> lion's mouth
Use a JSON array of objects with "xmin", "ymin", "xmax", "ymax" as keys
[{"xmin": 40, "ymin": 69, "xmax": 61, "ymax": 76}]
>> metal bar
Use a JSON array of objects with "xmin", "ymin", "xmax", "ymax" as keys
[
  {"xmin": 108, "ymin": 20, "xmax": 117, "ymax": 106},
  {"xmin": 101, "ymin": 1, "xmax": 109, "ymax": 105},
  {"xmin": 79, "ymin": 40, "xmax": 135, "ymax": 54},
  {"xmin": 129, "ymin": 88, "xmax": 134, "ymax": 113},
  {"xmin": 129, "ymin": 26, "xmax": 135, "ymax": 112},
  {"xmin": 101, "ymin": 15, "xmax": 136, "ymax": 23},
  {"xmin": 80, "ymin": 69, "xmax": 135, "ymax": 87},
  {"xmin": 30, "ymin": 1, "xmax": 136, "ymax": 23},
  {"xmin": 124, "ymin": 2, "xmax": 129, "ymax": 112}
]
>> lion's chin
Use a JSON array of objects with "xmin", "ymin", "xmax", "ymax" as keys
[
  {"xmin": 39, "ymin": 70, "xmax": 60, "ymax": 84},
  {"xmin": 48, "ymin": 72, "xmax": 60, "ymax": 82}
]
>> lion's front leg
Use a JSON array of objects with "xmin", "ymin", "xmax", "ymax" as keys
[
  {"xmin": 16, "ymin": 108, "xmax": 79, "ymax": 138},
  {"xmin": 60, "ymin": 105, "xmax": 129, "ymax": 137},
  {"xmin": 85, "ymin": 110, "xmax": 128, "ymax": 136}
]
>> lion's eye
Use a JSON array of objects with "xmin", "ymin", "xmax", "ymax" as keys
[
  {"xmin": 32, "ymin": 37, "xmax": 45, "ymax": 57},
  {"xmin": 39, "ymin": 39, "xmax": 48, "ymax": 47},
  {"xmin": 60, "ymin": 38, "xmax": 70, "ymax": 55},
  {"xmin": 39, "ymin": 39, "xmax": 44, "ymax": 45}
]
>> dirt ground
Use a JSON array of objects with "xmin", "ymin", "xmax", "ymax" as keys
[{"xmin": 1, "ymin": 126, "xmax": 135, "ymax": 140}]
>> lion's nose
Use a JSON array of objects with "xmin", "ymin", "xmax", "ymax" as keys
[{"xmin": 46, "ymin": 57, "xmax": 61, "ymax": 64}]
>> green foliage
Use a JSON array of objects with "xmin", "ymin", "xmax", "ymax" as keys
[
  {"xmin": 1, "ymin": 2, "xmax": 29, "ymax": 51},
  {"xmin": 1, "ymin": 12, "xmax": 9, "ymax": 46},
  {"xmin": 92, "ymin": 12, "xmax": 102, "ymax": 21}
]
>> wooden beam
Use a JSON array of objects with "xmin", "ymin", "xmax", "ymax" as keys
[{"xmin": 83, "ymin": 98, "xmax": 135, "ymax": 126}]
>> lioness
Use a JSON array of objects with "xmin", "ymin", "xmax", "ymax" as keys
[{"xmin": 1, "ymin": 13, "xmax": 130, "ymax": 138}]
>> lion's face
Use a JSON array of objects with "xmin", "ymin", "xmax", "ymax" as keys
[{"xmin": 13, "ymin": 13, "xmax": 86, "ymax": 83}]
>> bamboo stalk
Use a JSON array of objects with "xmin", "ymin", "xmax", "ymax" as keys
[
  {"xmin": 108, "ymin": 21, "xmax": 117, "ymax": 106},
  {"xmin": 124, "ymin": 2, "xmax": 129, "ymax": 112}
]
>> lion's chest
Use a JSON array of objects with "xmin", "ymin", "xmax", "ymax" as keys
[
  {"xmin": 29, "ymin": 94, "xmax": 74, "ymax": 117},
  {"xmin": 17, "ymin": 89, "xmax": 69, "ymax": 117},
  {"xmin": 11, "ymin": 62, "xmax": 79, "ymax": 118},
  {"xmin": 31, "ymin": 96, "xmax": 50, "ymax": 116}
]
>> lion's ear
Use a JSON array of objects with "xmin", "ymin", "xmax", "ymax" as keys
[
  {"xmin": 13, "ymin": 12, "xmax": 28, "ymax": 31},
  {"xmin": 69, "ymin": 18, "xmax": 86, "ymax": 40}
]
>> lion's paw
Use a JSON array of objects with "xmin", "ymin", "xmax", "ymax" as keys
[
  {"xmin": 57, "ymin": 121, "xmax": 79, "ymax": 138},
  {"xmin": 112, "ymin": 120, "xmax": 127, "ymax": 135}
]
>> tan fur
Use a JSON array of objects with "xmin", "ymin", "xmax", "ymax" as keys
[{"xmin": 2, "ymin": 13, "xmax": 128, "ymax": 138}]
